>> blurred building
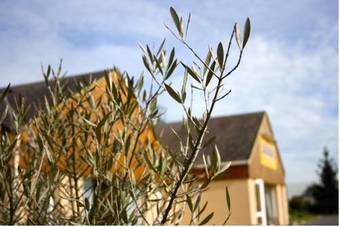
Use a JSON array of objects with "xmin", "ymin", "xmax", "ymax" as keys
[
  {"xmin": 158, "ymin": 112, "xmax": 289, "ymax": 225},
  {"xmin": 0, "ymin": 70, "xmax": 289, "ymax": 225}
]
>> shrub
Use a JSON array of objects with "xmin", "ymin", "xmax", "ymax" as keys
[{"xmin": 0, "ymin": 7, "xmax": 250, "ymax": 225}]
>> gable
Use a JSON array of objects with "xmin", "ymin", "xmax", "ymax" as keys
[{"xmin": 248, "ymin": 113, "xmax": 285, "ymax": 184}]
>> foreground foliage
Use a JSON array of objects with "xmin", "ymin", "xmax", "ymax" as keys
[{"xmin": 0, "ymin": 7, "xmax": 250, "ymax": 225}]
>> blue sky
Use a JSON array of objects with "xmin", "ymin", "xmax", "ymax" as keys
[{"xmin": 0, "ymin": 0, "xmax": 338, "ymax": 195}]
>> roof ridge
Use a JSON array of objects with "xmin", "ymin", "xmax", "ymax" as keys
[
  {"xmin": 163, "ymin": 111, "xmax": 266, "ymax": 125},
  {"xmin": 0, "ymin": 67, "xmax": 115, "ymax": 91}
]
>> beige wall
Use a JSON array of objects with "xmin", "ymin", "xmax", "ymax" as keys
[
  {"xmin": 180, "ymin": 179, "xmax": 254, "ymax": 225},
  {"xmin": 180, "ymin": 178, "xmax": 289, "ymax": 225},
  {"xmin": 276, "ymin": 184, "xmax": 289, "ymax": 224}
]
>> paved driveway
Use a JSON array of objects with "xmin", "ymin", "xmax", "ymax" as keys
[{"xmin": 304, "ymin": 215, "xmax": 338, "ymax": 225}]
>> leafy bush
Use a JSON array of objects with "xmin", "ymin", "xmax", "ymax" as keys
[{"xmin": 0, "ymin": 7, "xmax": 250, "ymax": 225}]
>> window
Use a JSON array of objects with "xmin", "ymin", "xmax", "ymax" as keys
[
  {"xmin": 82, "ymin": 177, "xmax": 94, "ymax": 216},
  {"xmin": 254, "ymin": 179, "xmax": 267, "ymax": 225},
  {"xmin": 264, "ymin": 184, "xmax": 278, "ymax": 225}
]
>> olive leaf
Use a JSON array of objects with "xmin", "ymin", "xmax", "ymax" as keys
[
  {"xmin": 217, "ymin": 42, "xmax": 224, "ymax": 68},
  {"xmin": 203, "ymin": 50, "xmax": 212, "ymax": 75},
  {"xmin": 164, "ymin": 83, "xmax": 182, "ymax": 104},
  {"xmin": 242, "ymin": 17, "xmax": 251, "ymax": 49},
  {"xmin": 168, "ymin": 48, "xmax": 175, "ymax": 67},
  {"xmin": 181, "ymin": 69, "xmax": 188, "ymax": 102},
  {"xmin": 170, "ymin": 7, "xmax": 183, "ymax": 37},
  {"xmin": 142, "ymin": 56, "xmax": 152, "ymax": 74},
  {"xmin": 226, "ymin": 186, "xmax": 231, "ymax": 212},
  {"xmin": 181, "ymin": 62, "xmax": 201, "ymax": 83},
  {"xmin": 205, "ymin": 61, "xmax": 216, "ymax": 87},
  {"xmin": 234, "ymin": 23, "xmax": 242, "ymax": 49},
  {"xmin": 199, "ymin": 212, "xmax": 214, "ymax": 225},
  {"xmin": 165, "ymin": 60, "xmax": 177, "ymax": 80}
]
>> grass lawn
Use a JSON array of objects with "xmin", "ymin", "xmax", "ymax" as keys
[{"xmin": 289, "ymin": 210, "xmax": 318, "ymax": 224}]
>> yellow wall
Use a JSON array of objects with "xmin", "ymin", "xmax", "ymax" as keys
[{"xmin": 181, "ymin": 179, "xmax": 254, "ymax": 225}]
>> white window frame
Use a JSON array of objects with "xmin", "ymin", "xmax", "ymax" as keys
[{"xmin": 254, "ymin": 178, "xmax": 267, "ymax": 225}]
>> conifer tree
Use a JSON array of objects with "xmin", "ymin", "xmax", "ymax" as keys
[{"xmin": 310, "ymin": 147, "xmax": 338, "ymax": 214}]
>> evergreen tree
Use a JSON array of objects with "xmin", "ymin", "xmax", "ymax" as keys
[{"xmin": 310, "ymin": 147, "xmax": 338, "ymax": 214}]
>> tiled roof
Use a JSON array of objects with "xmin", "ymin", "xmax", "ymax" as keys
[
  {"xmin": 156, "ymin": 112, "xmax": 265, "ymax": 163},
  {"xmin": 0, "ymin": 69, "xmax": 109, "ymax": 132}
]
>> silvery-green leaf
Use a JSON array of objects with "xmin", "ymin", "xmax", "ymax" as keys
[
  {"xmin": 135, "ymin": 74, "xmax": 144, "ymax": 92},
  {"xmin": 195, "ymin": 201, "xmax": 208, "ymax": 220},
  {"xmin": 146, "ymin": 45, "xmax": 154, "ymax": 62},
  {"xmin": 165, "ymin": 84, "xmax": 182, "ymax": 103},
  {"xmin": 143, "ymin": 153, "xmax": 156, "ymax": 172},
  {"xmin": 161, "ymin": 51, "xmax": 166, "ymax": 68},
  {"xmin": 168, "ymin": 48, "xmax": 175, "ymax": 67},
  {"xmin": 187, "ymin": 195, "xmax": 194, "ymax": 212},
  {"xmin": 235, "ymin": 23, "xmax": 242, "ymax": 49},
  {"xmin": 181, "ymin": 69, "xmax": 188, "ymax": 100},
  {"xmin": 165, "ymin": 60, "xmax": 177, "ymax": 80},
  {"xmin": 205, "ymin": 61, "xmax": 216, "ymax": 87},
  {"xmin": 202, "ymin": 154, "xmax": 210, "ymax": 178},
  {"xmin": 242, "ymin": 17, "xmax": 251, "ymax": 48},
  {"xmin": 181, "ymin": 62, "xmax": 200, "ymax": 83},
  {"xmin": 199, "ymin": 212, "xmax": 214, "ymax": 225},
  {"xmin": 170, "ymin": 7, "xmax": 183, "ymax": 36},
  {"xmin": 209, "ymin": 46, "xmax": 216, "ymax": 61},
  {"xmin": 156, "ymin": 38, "xmax": 166, "ymax": 56},
  {"xmin": 191, "ymin": 116, "xmax": 202, "ymax": 130},
  {"xmin": 47, "ymin": 64, "xmax": 51, "ymax": 77},
  {"xmin": 95, "ymin": 113, "xmax": 110, "ymax": 142},
  {"xmin": 158, "ymin": 154, "xmax": 163, "ymax": 172},
  {"xmin": 217, "ymin": 42, "xmax": 224, "ymax": 68},
  {"xmin": 154, "ymin": 54, "xmax": 164, "ymax": 74},
  {"xmin": 142, "ymin": 56, "xmax": 152, "ymax": 74},
  {"xmin": 226, "ymin": 186, "xmax": 231, "ymax": 212},
  {"xmin": 212, "ymin": 145, "xmax": 221, "ymax": 171},
  {"xmin": 203, "ymin": 50, "xmax": 212, "ymax": 75},
  {"xmin": 83, "ymin": 117, "xmax": 97, "ymax": 127},
  {"xmin": 214, "ymin": 161, "xmax": 231, "ymax": 179},
  {"xmin": 185, "ymin": 13, "xmax": 191, "ymax": 38},
  {"xmin": 194, "ymin": 194, "xmax": 201, "ymax": 212},
  {"xmin": 150, "ymin": 98, "xmax": 157, "ymax": 112}
]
